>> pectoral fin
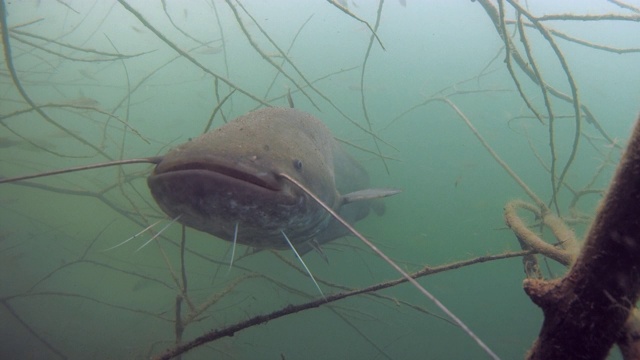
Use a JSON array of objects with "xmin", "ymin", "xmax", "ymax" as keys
[
  {"xmin": 341, "ymin": 188, "xmax": 401, "ymax": 204},
  {"xmin": 308, "ymin": 239, "xmax": 329, "ymax": 263}
]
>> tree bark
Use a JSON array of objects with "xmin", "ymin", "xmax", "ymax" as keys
[{"xmin": 525, "ymin": 115, "xmax": 640, "ymax": 359}]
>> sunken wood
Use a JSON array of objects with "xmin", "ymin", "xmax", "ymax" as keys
[{"xmin": 525, "ymin": 115, "xmax": 640, "ymax": 359}]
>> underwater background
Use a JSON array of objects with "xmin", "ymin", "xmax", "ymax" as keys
[{"xmin": 1, "ymin": 0, "xmax": 639, "ymax": 359}]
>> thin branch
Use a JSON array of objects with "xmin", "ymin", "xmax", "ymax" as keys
[{"xmin": 154, "ymin": 250, "xmax": 530, "ymax": 360}]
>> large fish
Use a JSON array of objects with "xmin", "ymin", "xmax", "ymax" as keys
[
  {"xmin": 147, "ymin": 107, "xmax": 398, "ymax": 253},
  {"xmin": 0, "ymin": 108, "xmax": 495, "ymax": 354}
]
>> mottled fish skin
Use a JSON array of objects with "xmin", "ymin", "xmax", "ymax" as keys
[{"xmin": 147, "ymin": 107, "xmax": 397, "ymax": 252}]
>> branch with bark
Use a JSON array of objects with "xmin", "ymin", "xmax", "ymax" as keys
[{"xmin": 516, "ymin": 116, "xmax": 640, "ymax": 359}]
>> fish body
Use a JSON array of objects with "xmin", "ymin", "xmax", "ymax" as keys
[{"xmin": 147, "ymin": 107, "xmax": 396, "ymax": 251}]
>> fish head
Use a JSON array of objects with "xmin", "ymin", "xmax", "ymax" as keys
[{"xmin": 147, "ymin": 108, "xmax": 340, "ymax": 249}]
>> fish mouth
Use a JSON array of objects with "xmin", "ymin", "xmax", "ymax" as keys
[{"xmin": 152, "ymin": 157, "xmax": 282, "ymax": 191}]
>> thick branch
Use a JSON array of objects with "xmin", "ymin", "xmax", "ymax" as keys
[{"xmin": 525, "ymin": 115, "xmax": 640, "ymax": 359}]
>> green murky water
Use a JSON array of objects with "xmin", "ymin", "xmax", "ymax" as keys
[{"xmin": 1, "ymin": 1, "xmax": 638, "ymax": 359}]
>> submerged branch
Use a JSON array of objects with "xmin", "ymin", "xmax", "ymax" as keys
[
  {"xmin": 0, "ymin": 1, "xmax": 113, "ymax": 160},
  {"xmin": 326, "ymin": 0, "xmax": 385, "ymax": 50},
  {"xmin": 154, "ymin": 250, "xmax": 530, "ymax": 359},
  {"xmin": 116, "ymin": 0, "xmax": 271, "ymax": 108},
  {"xmin": 525, "ymin": 116, "xmax": 640, "ymax": 359}
]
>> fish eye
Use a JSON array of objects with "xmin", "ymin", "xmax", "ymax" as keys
[{"xmin": 293, "ymin": 159, "xmax": 303, "ymax": 171}]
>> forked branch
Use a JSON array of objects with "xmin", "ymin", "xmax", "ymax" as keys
[{"xmin": 525, "ymin": 115, "xmax": 640, "ymax": 359}]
